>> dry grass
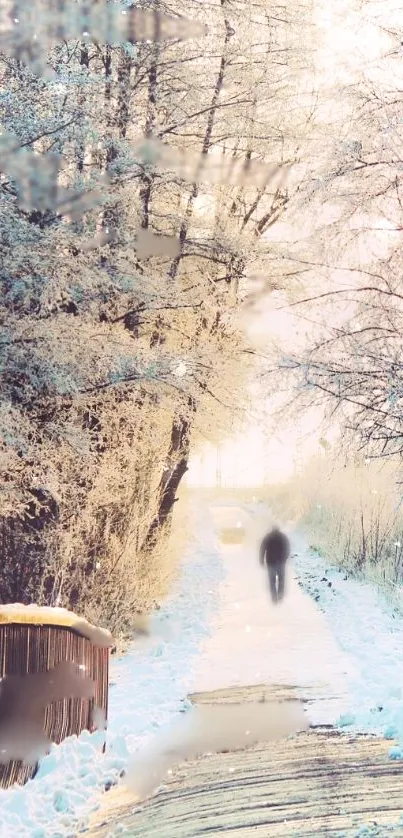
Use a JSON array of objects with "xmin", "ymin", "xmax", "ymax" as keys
[{"xmin": 261, "ymin": 455, "xmax": 403, "ymax": 600}]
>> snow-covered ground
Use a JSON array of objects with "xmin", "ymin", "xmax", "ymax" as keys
[
  {"xmin": 2, "ymin": 498, "xmax": 403, "ymax": 837},
  {"xmin": 292, "ymin": 530, "xmax": 403, "ymax": 751},
  {"xmin": 0, "ymin": 504, "xmax": 225, "ymax": 838}
]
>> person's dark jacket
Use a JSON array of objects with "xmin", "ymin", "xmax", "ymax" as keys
[{"xmin": 259, "ymin": 527, "xmax": 290, "ymax": 567}]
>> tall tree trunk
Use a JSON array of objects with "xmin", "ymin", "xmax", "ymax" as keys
[{"xmin": 140, "ymin": 415, "xmax": 190, "ymax": 553}]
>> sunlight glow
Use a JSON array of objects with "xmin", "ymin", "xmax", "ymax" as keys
[{"xmin": 187, "ymin": 418, "xmax": 328, "ymax": 488}]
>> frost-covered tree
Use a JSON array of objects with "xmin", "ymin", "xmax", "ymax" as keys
[
  {"xmin": 259, "ymin": 4, "xmax": 403, "ymax": 464},
  {"xmin": 0, "ymin": 0, "xmax": 314, "ymax": 633}
]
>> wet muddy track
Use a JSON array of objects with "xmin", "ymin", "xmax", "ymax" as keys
[{"xmin": 88, "ymin": 685, "xmax": 403, "ymax": 837}]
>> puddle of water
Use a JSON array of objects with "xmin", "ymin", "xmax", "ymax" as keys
[{"xmin": 126, "ymin": 699, "xmax": 308, "ymax": 800}]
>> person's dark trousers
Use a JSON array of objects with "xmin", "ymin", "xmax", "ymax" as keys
[{"xmin": 268, "ymin": 559, "xmax": 286, "ymax": 604}]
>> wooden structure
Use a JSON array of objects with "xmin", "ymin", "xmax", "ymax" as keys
[{"xmin": 0, "ymin": 604, "xmax": 114, "ymax": 789}]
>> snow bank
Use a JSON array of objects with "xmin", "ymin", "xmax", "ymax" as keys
[
  {"xmin": 291, "ymin": 530, "xmax": 403, "ymax": 753},
  {"xmin": 0, "ymin": 503, "xmax": 224, "ymax": 838}
]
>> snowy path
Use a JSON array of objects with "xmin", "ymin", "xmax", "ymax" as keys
[
  {"xmin": 190, "ymin": 501, "xmax": 403, "ymax": 748},
  {"xmin": 204, "ymin": 502, "xmax": 403, "ymax": 748},
  {"xmin": 189, "ymin": 506, "xmax": 355, "ymax": 727}
]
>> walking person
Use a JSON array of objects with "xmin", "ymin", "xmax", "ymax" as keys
[{"xmin": 259, "ymin": 525, "xmax": 290, "ymax": 604}]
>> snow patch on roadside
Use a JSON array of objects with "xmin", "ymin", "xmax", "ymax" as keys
[
  {"xmin": 292, "ymin": 530, "xmax": 403, "ymax": 753},
  {"xmin": 0, "ymin": 504, "xmax": 224, "ymax": 838}
]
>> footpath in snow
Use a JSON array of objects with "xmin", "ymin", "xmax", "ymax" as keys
[
  {"xmin": 189, "ymin": 502, "xmax": 355, "ymax": 727},
  {"xmin": 204, "ymin": 501, "xmax": 403, "ymax": 752}
]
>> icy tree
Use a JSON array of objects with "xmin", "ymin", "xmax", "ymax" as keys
[
  {"xmin": 0, "ymin": 0, "xmax": 315, "ymax": 633},
  {"xmin": 260, "ymin": 2, "xmax": 403, "ymax": 463}
]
